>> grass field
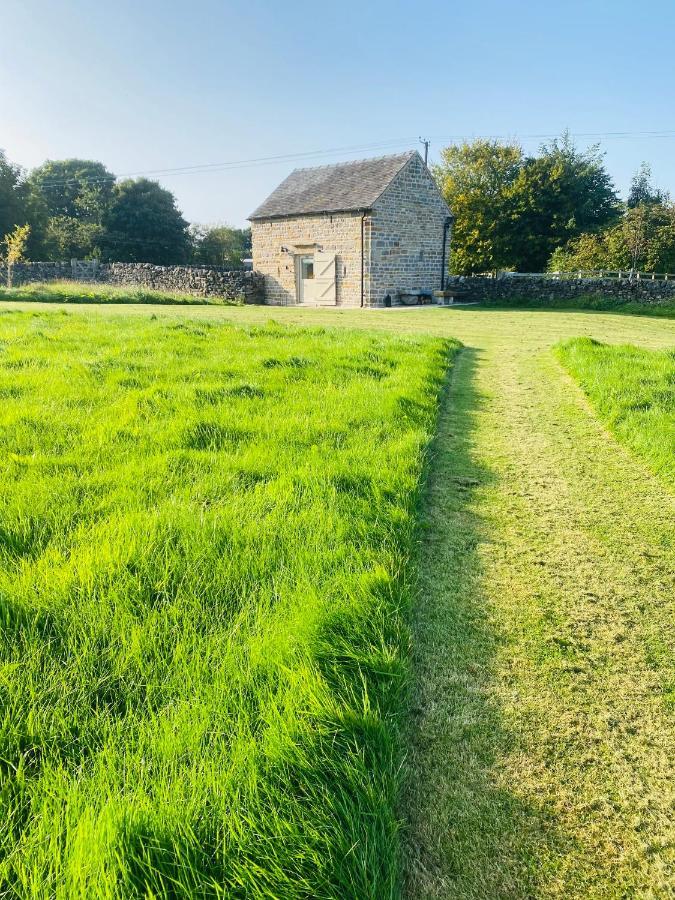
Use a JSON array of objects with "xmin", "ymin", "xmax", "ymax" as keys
[
  {"xmin": 5, "ymin": 281, "xmax": 675, "ymax": 317},
  {"xmin": 557, "ymin": 337, "xmax": 674, "ymax": 485},
  {"xmin": 475, "ymin": 294, "xmax": 675, "ymax": 317},
  {"xmin": 1, "ymin": 299, "xmax": 674, "ymax": 898},
  {"xmin": 0, "ymin": 311, "xmax": 456, "ymax": 897},
  {"xmin": 0, "ymin": 280, "xmax": 240, "ymax": 306}
]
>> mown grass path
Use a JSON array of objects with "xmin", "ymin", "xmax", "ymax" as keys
[
  {"xmin": 406, "ymin": 322, "xmax": 674, "ymax": 898},
  {"xmin": 3, "ymin": 302, "xmax": 674, "ymax": 897}
]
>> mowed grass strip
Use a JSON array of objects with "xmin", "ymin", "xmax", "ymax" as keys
[
  {"xmin": 0, "ymin": 311, "xmax": 458, "ymax": 898},
  {"xmin": 0, "ymin": 280, "xmax": 241, "ymax": 306},
  {"xmin": 556, "ymin": 337, "xmax": 675, "ymax": 485}
]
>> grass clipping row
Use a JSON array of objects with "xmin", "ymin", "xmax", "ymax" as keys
[{"xmin": 0, "ymin": 311, "xmax": 458, "ymax": 898}]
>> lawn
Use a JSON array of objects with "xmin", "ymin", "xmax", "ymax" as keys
[
  {"xmin": 475, "ymin": 294, "xmax": 675, "ymax": 318},
  {"xmin": 0, "ymin": 310, "xmax": 457, "ymax": 897},
  {"xmin": 1, "ymin": 300, "xmax": 674, "ymax": 898},
  {"xmin": 557, "ymin": 337, "xmax": 675, "ymax": 485},
  {"xmin": 0, "ymin": 280, "xmax": 240, "ymax": 306}
]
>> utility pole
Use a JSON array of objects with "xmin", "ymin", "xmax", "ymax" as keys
[{"xmin": 419, "ymin": 136, "xmax": 430, "ymax": 166}]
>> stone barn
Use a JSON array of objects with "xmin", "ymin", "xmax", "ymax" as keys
[{"xmin": 249, "ymin": 151, "xmax": 453, "ymax": 307}]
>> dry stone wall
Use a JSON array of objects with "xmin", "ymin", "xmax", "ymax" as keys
[
  {"xmin": 446, "ymin": 274, "xmax": 675, "ymax": 306},
  {"xmin": 2, "ymin": 261, "xmax": 264, "ymax": 304}
]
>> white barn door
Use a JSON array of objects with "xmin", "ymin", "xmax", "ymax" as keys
[{"xmin": 310, "ymin": 252, "xmax": 336, "ymax": 305}]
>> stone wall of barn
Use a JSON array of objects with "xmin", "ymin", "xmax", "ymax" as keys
[
  {"xmin": 368, "ymin": 154, "xmax": 451, "ymax": 306},
  {"xmin": 250, "ymin": 212, "xmax": 365, "ymax": 306}
]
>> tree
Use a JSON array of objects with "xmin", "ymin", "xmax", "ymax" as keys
[
  {"xmin": 509, "ymin": 134, "xmax": 620, "ymax": 271},
  {"xmin": 190, "ymin": 224, "xmax": 251, "ymax": 267},
  {"xmin": 102, "ymin": 178, "xmax": 190, "ymax": 264},
  {"xmin": 433, "ymin": 140, "xmax": 523, "ymax": 274},
  {"xmin": 27, "ymin": 159, "xmax": 115, "ymax": 221},
  {"xmin": 434, "ymin": 134, "xmax": 619, "ymax": 274},
  {"xmin": 0, "ymin": 150, "xmax": 29, "ymax": 240},
  {"xmin": 548, "ymin": 203, "xmax": 675, "ymax": 274},
  {"xmin": 548, "ymin": 232, "xmax": 611, "ymax": 273},
  {"xmin": 26, "ymin": 159, "xmax": 116, "ymax": 260},
  {"xmin": 43, "ymin": 216, "xmax": 105, "ymax": 261},
  {"xmin": 627, "ymin": 162, "xmax": 668, "ymax": 208},
  {"xmin": 2, "ymin": 224, "xmax": 31, "ymax": 287}
]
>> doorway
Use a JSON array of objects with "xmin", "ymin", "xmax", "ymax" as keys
[
  {"xmin": 296, "ymin": 252, "xmax": 336, "ymax": 305},
  {"xmin": 297, "ymin": 255, "xmax": 314, "ymax": 304}
]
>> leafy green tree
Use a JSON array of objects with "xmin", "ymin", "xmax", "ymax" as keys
[
  {"xmin": 627, "ymin": 162, "xmax": 668, "ymax": 208},
  {"xmin": 102, "ymin": 178, "xmax": 190, "ymax": 264},
  {"xmin": 26, "ymin": 159, "xmax": 115, "ymax": 259},
  {"xmin": 28, "ymin": 159, "xmax": 115, "ymax": 221},
  {"xmin": 0, "ymin": 150, "xmax": 29, "ymax": 240},
  {"xmin": 190, "ymin": 224, "xmax": 251, "ymax": 267},
  {"xmin": 510, "ymin": 135, "xmax": 620, "ymax": 271},
  {"xmin": 43, "ymin": 217, "xmax": 105, "ymax": 261},
  {"xmin": 433, "ymin": 140, "xmax": 523, "ymax": 274},
  {"xmin": 548, "ymin": 203, "xmax": 675, "ymax": 274},
  {"xmin": 434, "ymin": 134, "xmax": 619, "ymax": 273}
]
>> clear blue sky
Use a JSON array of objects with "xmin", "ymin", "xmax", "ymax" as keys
[{"xmin": 2, "ymin": 0, "xmax": 674, "ymax": 227}]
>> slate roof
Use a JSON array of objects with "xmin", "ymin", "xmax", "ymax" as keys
[{"xmin": 248, "ymin": 151, "xmax": 418, "ymax": 220}]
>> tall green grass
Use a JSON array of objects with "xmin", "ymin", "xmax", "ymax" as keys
[
  {"xmin": 557, "ymin": 337, "xmax": 674, "ymax": 485},
  {"xmin": 0, "ymin": 280, "xmax": 241, "ymax": 306},
  {"xmin": 0, "ymin": 311, "xmax": 457, "ymax": 897}
]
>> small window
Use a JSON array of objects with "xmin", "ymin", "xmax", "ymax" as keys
[{"xmin": 301, "ymin": 258, "xmax": 314, "ymax": 280}]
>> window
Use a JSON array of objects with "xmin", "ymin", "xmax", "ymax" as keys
[{"xmin": 301, "ymin": 258, "xmax": 314, "ymax": 280}]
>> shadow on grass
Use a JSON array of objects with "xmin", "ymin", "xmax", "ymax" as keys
[{"xmin": 402, "ymin": 347, "xmax": 570, "ymax": 898}]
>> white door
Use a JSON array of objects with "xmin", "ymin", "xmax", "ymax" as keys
[
  {"xmin": 312, "ymin": 252, "xmax": 336, "ymax": 305},
  {"xmin": 298, "ymin": 252, "xmax": 336, "ymax": 305}
]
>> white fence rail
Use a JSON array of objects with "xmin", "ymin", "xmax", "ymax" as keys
[{"xmin": 464, "ymin": 270, "xmax": 675, "ymax": 281}]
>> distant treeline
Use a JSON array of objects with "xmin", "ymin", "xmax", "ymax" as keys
[
  {"xmin": 0, "ymin": 153, "xmax": 250, "ymax": 267},
  {"xmin": 4, "ymin": 138, "xmax": 673, "ymax": 275},
  {"xmin": 433, "ymin": 133, "xmax": 675, "ymax": 275}
]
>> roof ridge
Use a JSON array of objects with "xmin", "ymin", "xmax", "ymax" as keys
[{"xmin": 290, "ymin": 149, "xmax": 415, "ymax": 175}]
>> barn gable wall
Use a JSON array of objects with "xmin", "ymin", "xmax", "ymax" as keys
[{"xmin": 368, "ymin": 154, "xmax": 450, "ymax": 305}]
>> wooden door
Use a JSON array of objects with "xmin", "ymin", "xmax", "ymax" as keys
[{"xmin": 312, "ymin": 252, "xmax": 336, "ymax": 305}]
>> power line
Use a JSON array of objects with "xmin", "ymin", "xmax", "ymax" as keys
[
  {"xmin": 29, "ymin": 129, "xmax": 675, "ymax": 192},
  {"xmin": 33, "ymin": 138, "xmax": 420, "ymax": 190},
  {"xmin": 429, "ymin": 129, "xmax": 675, "ymax": 143}
]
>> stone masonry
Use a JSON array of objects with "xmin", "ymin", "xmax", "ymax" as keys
[
  {"xmin": 2, "ymin": 261, "xmax": 264, "ymax": 303},
  {"xmin": 251, "ymin": 212, "xmax": 365, "ymax": 306},
  {"xmin": 445, "ymin": 274, "xmax": 675, "ymax": 307},
  {"xmin": 250, "ymin": 151, "xmax": 452, "ymax": 307},
  {"xmin": 367, "ymin": 153, "xmax": 451, "ymax": 305}
]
